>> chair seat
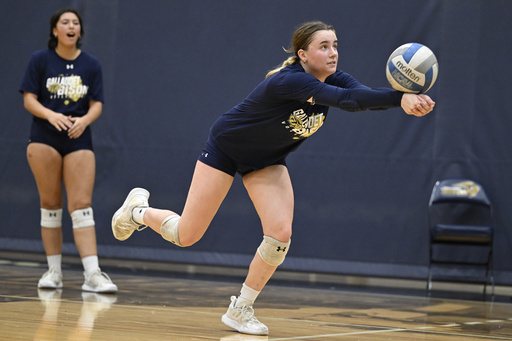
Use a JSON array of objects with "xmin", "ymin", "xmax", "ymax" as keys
[{"xmin": 431, "ymin": 224, "xmax": 493, "ymax": 243}]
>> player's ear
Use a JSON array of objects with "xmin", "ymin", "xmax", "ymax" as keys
[{"xmin": 297, "ymin": 49, "xmax": 306, "ymax": 60}]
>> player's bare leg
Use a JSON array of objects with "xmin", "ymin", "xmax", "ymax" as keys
[{"xmin": 221, "ymin": 164, "xmax": 293, "ymax": 335}]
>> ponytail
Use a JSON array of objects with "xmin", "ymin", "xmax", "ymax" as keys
[{"xmin": 265, "ymin": 56, "xmax": 299, "ymax": 78}]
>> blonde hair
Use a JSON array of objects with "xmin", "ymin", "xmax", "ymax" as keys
[{"xmin": 266, "ymin": 21, "xmax": 335, "ymax": 78}]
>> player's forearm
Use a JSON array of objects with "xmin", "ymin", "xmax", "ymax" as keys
[{"xmin": 23, "ymin": 92, "xmax": 56, "ymax": 120}]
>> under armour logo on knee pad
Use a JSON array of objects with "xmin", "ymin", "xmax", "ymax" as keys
[{"xmin": 257, "ymin": 236, "xmax": 290, "ymax": 266}]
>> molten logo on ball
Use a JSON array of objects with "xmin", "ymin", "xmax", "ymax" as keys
[
  {"xmin": 395, "ymin": 60, "xmax": 420, "ymax": 83},
  {"xmin": 386, "ymin": 42, "xmax": 438, "ymax": 94}
]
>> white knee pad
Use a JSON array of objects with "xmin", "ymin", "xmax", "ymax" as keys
[
  {"xmin": 257, "ymin": 235, "xmax": 291, "ymax": 266},
  {"xmin": 160, "ymin": 215, "xmax": 183, "ymax": 247},
  {"xmin": 40, "ymin": 208, "xmax": 63, "ymax": 228},
  {"xmin": 71, "ymin": 207, "xmax": 95, "ymax": 229}
]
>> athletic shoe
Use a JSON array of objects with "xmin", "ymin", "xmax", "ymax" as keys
[
  {"xmin": 221, "ymin": 296, "xmax": 269, "ymax": 335},
  {"xmin": 38, "ymin": 267, "xmax": 63, "ymax": 289},
  {"xmin": 220, "ymin": 335, "xmax": 268, "ymax": 340},
  {"xmin": 111, "ymin": 187, "xmax": 150, "ymax": 241},
  {"xmin": 82, "ymin": 269, "xmax": 118, "ymax": 293}
]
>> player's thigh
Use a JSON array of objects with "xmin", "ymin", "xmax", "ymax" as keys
[
  {"xmin": 62, "ymin": 149, "xmax": 95, "ymax": 212},
  {"xmin": 26, "ymin": 143, "xmax": 64, "ymax": 208},
  {"xmin": 180, "ymin": 161, "xmax": 234, "ymax": 233},
  {"xmin": 243, "ymin": 164, "xmax": 294, "ymax": 241}
]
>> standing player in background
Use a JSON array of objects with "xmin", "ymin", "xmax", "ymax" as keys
[
  {"xmin": 112, "ymin": 21, "xmax": 434, "ymax": 335},
  {"xmin": 19, "ymin": 8, "xmax": 117, "ymax": 293}
]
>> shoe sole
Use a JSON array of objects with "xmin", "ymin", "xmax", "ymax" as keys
[
  {"xmin": 112, "ymin": 188, "xmax": 149, "ymax": 241},
  {"xmin": 221, "ymin": 314, "xmax": 269, "ymax": 336},
  {"xmin": 38, "ymin": 283, "xmax": 63, "ymax": 289},
  {"xmin": 82, "ymin": 284, "xmax": 118, "ymax": 294}
]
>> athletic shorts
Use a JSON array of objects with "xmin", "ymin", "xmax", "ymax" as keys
[
  {"xmin": 28, "ymin": 120, "xmax": 93, "ymax": 157},
  {"xmin": 198, "ymin": 138, "xmax": 286, "ymax": 177}
]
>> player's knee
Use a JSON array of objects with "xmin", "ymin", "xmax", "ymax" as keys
[
  {"xmin": 71, "ymin": 207, "xmax": 95, "ymax": 229},
  {"xmin": 40, "ymin": 208, "xmax": 63, "ymax": 228},
  {"xmin": 160, "ymin": 215, "xmax": 190, "ymax": 247},
  {"xmin": 161, "ymin": 216, "xmax": 206, "ymax": 247},
  {"xmin": 266, "ymin": 219, "xmax": 293, "ymax": 241},
  {"xmin": 257, "ymin": 235, "xmax": 291, "ymax": 266},
  {"xmin": 276, "ymin": 226, "xmax": 292, "ymax": 242},
  {"xmin": 178, "ymin": 233, "xmax": 202, "ymax": 247}
]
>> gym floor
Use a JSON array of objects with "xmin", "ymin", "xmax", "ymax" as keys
[{"xmin": 1, "ymin": 252, "xmax": 511, "ymax": 340}]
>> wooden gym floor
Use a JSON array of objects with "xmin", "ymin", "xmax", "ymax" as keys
[{"xmin": 1, "ymin": 254, "xmax": 512, "ymax": 340}]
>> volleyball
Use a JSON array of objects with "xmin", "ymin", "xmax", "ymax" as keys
[{"xmin": 386, "ymin": 43, "xmax": 438, "ymax": 94}]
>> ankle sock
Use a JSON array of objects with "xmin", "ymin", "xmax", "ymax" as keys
[
  {"xmin": 82, "ymin": 255, "xmax": 99, "ymax": 275},
  {"xmin": 236, "ymin": 283, "xmax": 260, "ymax": 307},
  {"xmin": 132, "ymin": 207, "xmax": 148, "ymax": 225},
  {"xmin": 47, "ymin": 254, "xmax": 62, "ymax": 271}
]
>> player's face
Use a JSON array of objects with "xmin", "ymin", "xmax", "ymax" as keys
[
  {"xmin": 53, "ymin": 12, "xmax": 81, "ymax": 48},
  {"xmin": 300, "ymin": 30, "xmax": 338, "ymax": 82}
]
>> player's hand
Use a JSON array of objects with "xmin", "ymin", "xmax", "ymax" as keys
[
  {"xmin": 48, "ymin": 112, "xmax": 73, "ymax": 131},
  {"xmin": 67, "ymin": 116, "xmax": 88, "ymax": 139},
  {"xmin": 401, "ymin": 93, "xmax": 435, "ymax": 117}
]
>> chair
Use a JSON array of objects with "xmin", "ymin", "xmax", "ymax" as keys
[{"xmin": 427, "ymin": 179, "xmax": 494, "ymax": 292}]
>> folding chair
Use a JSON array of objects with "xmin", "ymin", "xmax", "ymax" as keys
[{"xmin": 427, "ymin": 179, "xmax": 494, "ymax": 292}]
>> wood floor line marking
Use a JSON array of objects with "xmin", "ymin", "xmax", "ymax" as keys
[
  {"xmin": 269, "ymin": 328, "xmax": 407, "ymax": 340},
  {"xmin": 268, "ymin": 327, "xmax": 512, "ymax": 341},
  {"xmin": 405, "ymin": 329, "xmax": 512, "ymax": 340}
]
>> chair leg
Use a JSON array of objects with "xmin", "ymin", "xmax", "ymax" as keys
[
  {"xmin": 484, "ymin": 253, "xmax": 494, "ymax": 296},
  {"xmin": 489, "ymin": 262, "xmax": 495, "ymax": 296},
  {"xmin": 427, "ymin": 246, "xmax": 433, "ymax": 291},
  {"xmin": 427, "ymin": 265, "xmax": 432, "ymax": 290}
]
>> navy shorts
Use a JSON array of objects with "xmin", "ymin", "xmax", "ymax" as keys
[
  {"xmin": 28, "ymin": 120, "xmax": 93, "ymax": 157},
  {"xmin": 198, "ymin": 138, "xmax": 286, "ymax": 177}
]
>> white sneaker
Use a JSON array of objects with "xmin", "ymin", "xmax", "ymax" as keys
[
  {"xmin": 112, "ymin": 188, "xmax": 150, "ymax": 241},
  {"xmin": 38, "ymin": 267, "xmax": 63, "ymax": 289},
  {"xmin": 221, "ymin": 296, "xmax": 269, "ymax": 335},
  {"xmin": 220, "ymin": 335, "xmax": 268, "ymax": 340},
  {"xmin": 82, "ymin": 269, "xmax": 118, "ymax": 293}
]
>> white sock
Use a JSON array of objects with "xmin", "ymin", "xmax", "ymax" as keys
[
  {"xmin": 236, "ymin": 283, "xmax": 260, "ymax": 307},
  {"xmin": 132, "ymin": 207, "xmax": 148, "ymax": 225},
  {"xmin": 82, "ymin": 255, "xmax": 99, "ymax": 274},
  {"xmin": 47, "ymin": 254, "xmax": 62, "ymax": 270}
]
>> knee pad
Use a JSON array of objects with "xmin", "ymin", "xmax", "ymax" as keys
[
  {"xmin": 40, "ymin": 208, "xmax": 63, "ymax": 228},
  {"xmin": 160, "ymin": 215, "xmax": 183, "ymax": 247},
  {"xmin": 71, "ymin": 207, "xmax": 95, "ymax": 229},
  {"xmin": 257, "ymin": 235, "xmax": 291, "ymax": 266}
]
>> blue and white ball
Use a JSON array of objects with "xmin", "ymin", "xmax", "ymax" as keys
[{"xmin": 386, "ymin": 43, "xmax": 438, "ymax": 94}]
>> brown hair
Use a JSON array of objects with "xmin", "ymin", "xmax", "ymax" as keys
[
  {"xmin": 266, "ymin": 21, "xmax": 335, "ymax": 78},
  {"xmin": 48, "ymin": 8, "xmax": 84, "ymax": 49}
]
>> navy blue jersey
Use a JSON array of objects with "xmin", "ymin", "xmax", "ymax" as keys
[
  {"xmin": 19, "ymin": 49, "xmax": 104, "ymax": 133},
  {"xmin": 207, "ymin": 63, "xmax": 402, "ymax": 170}
]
